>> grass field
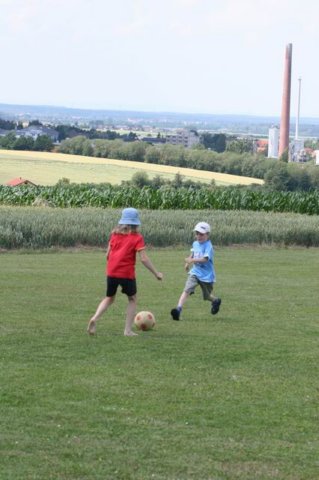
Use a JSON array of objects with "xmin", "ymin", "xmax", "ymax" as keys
[
  {"xmin": 1, "ymin": 247, "xmax": 318, "ymax": 479},
  {"xmin": 0, "ymin": 149, "xmax": 264, "ymax": 187}
]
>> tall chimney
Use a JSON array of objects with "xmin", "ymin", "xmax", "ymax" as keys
[{"xmin": 278, "ymin": 43, "xmax": 292, "ymax": 158}]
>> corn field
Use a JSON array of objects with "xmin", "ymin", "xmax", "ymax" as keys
[{"xmin": 0, "ymin": 184, "xmax": 319, "ymax": 215}]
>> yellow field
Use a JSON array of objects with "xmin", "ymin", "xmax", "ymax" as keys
[{"xmin": 0, "ymin": 149, "xmax": 264, "ymax": 186}]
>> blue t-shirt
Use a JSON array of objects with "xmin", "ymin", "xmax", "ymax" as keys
[{"xmin": 189, "ymin": 239, "xmax": 215, "ymax": 283}]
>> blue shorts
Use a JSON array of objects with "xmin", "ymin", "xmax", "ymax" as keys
[{"xmin": 106, "ymin": 276, "xmax": 137, "ymax": 297}]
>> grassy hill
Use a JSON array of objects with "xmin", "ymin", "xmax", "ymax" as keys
[{"xmin": 0, "ymin": 149, "xmax": 264, "ymax": 187}]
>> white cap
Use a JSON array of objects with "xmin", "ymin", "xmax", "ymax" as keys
[{"xmin": 194, "ymin": 222, "xmax": 211, "ymax": 234}]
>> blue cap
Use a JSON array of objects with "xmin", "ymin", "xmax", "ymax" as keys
[{"xmin": 118, "ymin": 207, "xmax": 141, "ymax": 225}]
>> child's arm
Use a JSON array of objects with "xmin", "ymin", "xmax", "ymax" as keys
[
  {"xmin": 185, "ymin": 255, "xmax": 209, "ymax": 266},
  {"xmin": 138, "ymin": 249, "xmax": 163, "ymax": 280}
]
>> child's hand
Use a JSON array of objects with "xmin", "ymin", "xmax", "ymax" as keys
[
  {"xmin": 156, "ymin": 272, "xmax": 163, "ymax": 280},
  {"xmin": 184, "ymin": 263, "xmax": 190, "ymax": 271}
]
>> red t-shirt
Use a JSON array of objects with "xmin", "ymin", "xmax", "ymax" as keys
[{"xmin": 106, "ymin": 232, "xmax": 145, "ymax": 279}]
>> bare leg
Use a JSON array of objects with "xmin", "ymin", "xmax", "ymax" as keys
[
  {"xmin": 177, "ymin": 291, "xmax": 190, "ymax": 308},
  {"xmin": 124, "ymin": 295, "xmax": 138, "ymax": 336},
  {"xmin": 87, "ymin": 296, "xmax": 115, "ymax": 335}
]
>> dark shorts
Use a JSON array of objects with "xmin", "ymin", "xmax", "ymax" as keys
[{"xmin": 106, "ymin": 276, "xmax": 137, "ymax": 297}]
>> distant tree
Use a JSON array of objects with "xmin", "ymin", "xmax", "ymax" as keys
[
  {"xmin": 125, "ymin": 141, "xmax": 146, "ymax": 161},
  {"xmin": 56, "ymin": 125, "xmax": 68, "ymax": 141},
  {"xmin": 126, "ymin": 131, "xmax": 138, "ymax": 142},
  {"xmin": 264, "ymin": 163, "xmax": 290, "ymax": 191},
  {"xmin": 151, "ymin": 174, "xmax": 165, "ymax": 188},
  {"xmin": 0, "ymin": 118, "xmax": 15, "ymax": 130},
  {"xmin": 29, "ymin": 119, "xmax": 43, "ymax": 126},
  {"xmin": 145, "ymin": 146, "xmax": 161, "ymax": 164},
  {"xmin": 308, "ymin": 166, "xmax": 319, "ymax": 189},
  {"xmin": 251, "ymin": 158, "xmax": 276, "ymax": 179},
  {"xmin": 226, "ymin": 138, "xmax": 254, "ymax": 154},
  {"xmin": 56, "ymin": 125, "xmax": 85, "ymax": 142},
  {"xmin": 87, "ymin": 129, "xmax": 98, "ymax": 139},
  {"xmin": 0, "ymin": 132, "xmax": 16, "ymax": 148},
  {"xmin": 82, "ymin": 140, "xmax": 94, "ymax": 156},
  {"xmin": 171, "ymin": 172, "xmax": 184, "ymax": 188},
  {"xmin": 286, "ymin": 166, "xmax": 311, "ymax": 191},
  {"xmin": 214, "ymin": 134, "xmax": 226, "ymax": 153},
  {"xmin": 13, "ymin": 136, "xmax": 35, "ymax": 151},
  {"xmin": 34, "ymin": 135, "xmax": 53, "ymax": 151},
  {"xmin": 71, "ymin": 136, "xmax": 88, "ymax": 155},
  {"xmin": 105, "ymin": 129, "xmax": 120, "ymax": 140},
  {"xmin": 304, "ymin": 138, "xmax": 319, "ymax": 149},
  {"xmin": 200, "ymin": 133, "xmax": 226, "ymax": 153},
  {"xmin": 191, "ymin": 143, "xmax": 205, "ymax": 150},
  {"xmin": 160, "ymin": 144, "xmax": 186, "ymax": 167},
  {"xmin": 261, "ymin": 145, "xmax": 268, "ymax": 157},
  {"xmin": 58, "ymin": 135, "xmax": 88, "ymax": 155},
  {"xmin": 313, "ymin": 139, "xmax": 319, "ymax": 150},
  {"xmin": 90, "ymin": 139, "xmax": 113, "ymax": 158},
  {"xmin": 221, "ymin": 154, "xmax": 243, "ymax": 175},
  {"xmin": 279, "ymin": 148, "xmax": 289, "ymax": 163},
  {"xmin": 131, "ymin": 171, "xmax": 150, "ymax": 188},
  {"xmin": 56, "ymin": 177, "xmax": 71, "ymax": 185}
]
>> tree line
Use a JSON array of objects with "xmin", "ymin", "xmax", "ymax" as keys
[
  {"xmin": 0, "ymin": 132, "xmax": 53, "ymax": 151},
  {"xmin": 57, "ymin": 136, "xmax": 319, "ymax": 191},
  {"xmin": 55, "ymin": 125, "xmax": 138, "ymax": 142},
  {"xmin": 1, "ymin": 118, "xmax": 319, "ymax": 191}
]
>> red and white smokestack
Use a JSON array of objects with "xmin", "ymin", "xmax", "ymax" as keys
[{"xmin": 278, "ymin": 43, "xmax": 292, "ymax": 158}]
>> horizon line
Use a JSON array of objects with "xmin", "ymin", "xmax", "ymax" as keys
[{"xmin": 0, "ymin": 101, "xmax": 318, "ymax": 121}]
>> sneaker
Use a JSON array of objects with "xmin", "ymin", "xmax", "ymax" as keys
[
  {"xmin": 211, "ymin": 298, "xmax": 221, "ymax": 315},
  {"xmin": 171, "ymin": 308, "xmax": 180, "ymax": 321}
]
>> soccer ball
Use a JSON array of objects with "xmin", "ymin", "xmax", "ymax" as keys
[{"xmin": 134, "ymin": 311, "xmax": 156, "ymax": 331}]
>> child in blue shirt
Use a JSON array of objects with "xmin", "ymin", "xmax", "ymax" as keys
[{"xmin": 171, "ymin": 221, "xmax": 221, "ymax": 321}]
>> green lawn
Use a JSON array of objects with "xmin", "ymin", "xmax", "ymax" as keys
[{"xmin": 1, "ymin": 248, "xmax": 318, "ymax": 479}]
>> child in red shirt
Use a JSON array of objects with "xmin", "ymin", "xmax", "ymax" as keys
[{"xmin": 87, "ymin": 208, "xmax": 163, "ymax": 336}]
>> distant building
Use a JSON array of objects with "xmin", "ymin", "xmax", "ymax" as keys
[
  {"xmin": 289, "ymin": 138, "xmax": 305, "ymax": 162},
  {"xmin": 268, "ymin": 126, "xmax": 279, "ymax": 158},
  {"xmin": 6, "ymin": 177, "xmax": 37, "ymax": 187},
  {"xmin": 165, "ymin": 129, "xmax": 200, "ymax": 148},
  {"xmin": 314, "ymin": 150, "xmax": 319, "ymax": 165},
  {"xmin": 254, "ymin": 138, "xmax": 268, "ymax": 154},
  {"xmin": 0, "ymin": 126, "xmax": 59, "ymax": 142},
  {"xmin": 140, "ymin": 136, "xmax": 166, "ymax": 145},
  {"xmin": 15, "ymin": 126, "xmax": 59, "ymax": 142}
]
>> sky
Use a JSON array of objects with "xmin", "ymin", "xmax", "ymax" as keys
[{"xmin": 1, "ymin": 0, "xmax": 318, "ymax": 118}]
